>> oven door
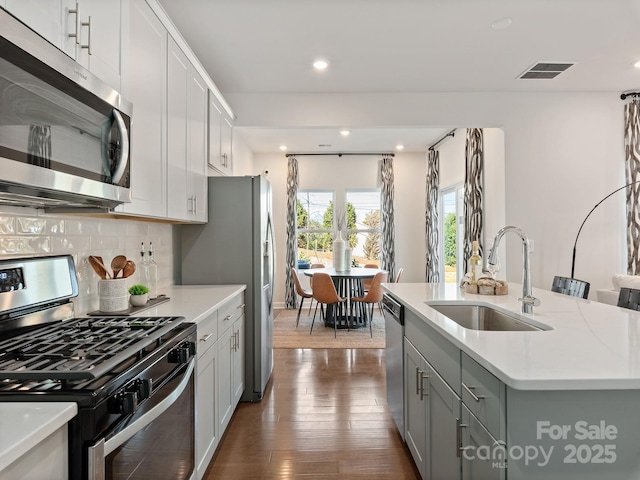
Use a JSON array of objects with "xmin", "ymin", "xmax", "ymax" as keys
[{"xmin": 88, "ymin": 358, "xmax": 195, "ymax": 480}]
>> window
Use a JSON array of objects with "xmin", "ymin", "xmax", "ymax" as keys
[
  {"xmin": 296, "ymin": 191, "xmax": 335, "ymax": 267},
  {"xmin": 440, "ymin": 184, "xmax": 465, "ymax": 283},
  {"xmin": 296, "ymin": 189, "xmax": 381, "ymax": 269},
  {"xmin": 345, "ymin": 190, "xmax": 381, "ymax": 267}
]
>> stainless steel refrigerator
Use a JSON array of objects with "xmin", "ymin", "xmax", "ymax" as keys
[{"xmin": 181, "ymin": 175, "xmax": 275, "ymax": 402}]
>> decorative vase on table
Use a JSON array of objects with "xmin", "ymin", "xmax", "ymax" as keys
[
  {"xmin": 333, "ymin": 231, "xmax": 346, "ymax": 271},
  {"xmin": 344, "ymin": 247, "xmax": 352, "ymax": 271}
]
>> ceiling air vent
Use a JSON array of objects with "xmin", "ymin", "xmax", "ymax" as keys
[{"xmin": 518, "ymin": 62, "xmax": 575, "ymax": 80}]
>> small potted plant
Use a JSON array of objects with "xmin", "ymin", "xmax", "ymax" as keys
[
  {"xmin": 297, "ymin": 253, "xmax": 310, "ymax": 270},
  {"xmin": 128, "ymin": 284, "xmax": 150, "ymax": 307}
]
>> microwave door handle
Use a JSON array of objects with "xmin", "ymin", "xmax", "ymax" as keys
[{"xmin": 110, "ymin": 109, "xmax": 129, "ymax": 184}]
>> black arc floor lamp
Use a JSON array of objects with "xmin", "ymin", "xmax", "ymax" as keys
[{"xmin": 571, "ymin": 180, "xmax": 640, "ymax": 279}]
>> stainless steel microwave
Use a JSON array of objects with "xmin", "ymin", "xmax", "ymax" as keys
[{"xmin": 0, "ymin": 8, "xmax": 132, "ymax": 210}]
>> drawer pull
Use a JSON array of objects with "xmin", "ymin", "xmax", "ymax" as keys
[
  {"xmin": 463, "ymin": 383, "xmax": 485, "ymax": 402},
  {"xmin": 237, "ymin": 303, "xmax": 245, "ymax": 310},
  {"xmin": 456, "ymin": 418, "xmax": 468, "ymax": 458},
  {"xmin": 223, "ymin": 315, "xmax": 232, "ymax": 322},
  {"xmin": 199, "ymin": 333, "xmax": 214, "ymax": 342}
]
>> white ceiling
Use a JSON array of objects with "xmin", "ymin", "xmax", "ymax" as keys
[{"xmin": 157, "ymin": 0, "xmax": 640, "ymax": 154}]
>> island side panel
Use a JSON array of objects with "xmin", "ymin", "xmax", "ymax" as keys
[{"xmin": 505, "ymin": 388, "xmax": 640, "ymax": 480}]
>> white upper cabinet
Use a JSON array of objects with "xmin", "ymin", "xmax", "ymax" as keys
[
  {"xmin": 208, "ymin": 91, "xmax": 233, "ymax": 176},
  {"xmin": 116, "ymin": 0, "xmax": 167, "ymax": 218},
  {"xmin": 72, "ymin": 0, "xmax": 122, "ymax": 91},
  {"xmin": 4, "ymin": 0, "xmax": 122, "ymax": 91},
  {"xmin": 189, "ymin": 72, "xmax": 208, "ymax": 222},
  {"xmin": 167, "ymin": 36, "xmax": 207, "ymax": 222},
  {"xmin": 4, "ymin": 0, "xmax": 72, "ymax": 51}
]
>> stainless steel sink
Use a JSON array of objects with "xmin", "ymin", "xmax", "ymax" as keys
[{"xmin": 426, "ymin": 303, "xmax": 547, "ymax": 331}]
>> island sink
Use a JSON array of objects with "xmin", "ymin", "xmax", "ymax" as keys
[{"xmin": 426, "ymin": 302, "xmax": 549, "ymax": 331}]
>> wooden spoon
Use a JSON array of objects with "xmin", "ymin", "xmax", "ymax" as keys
[
  {"xmin": 88, "ymin": 255, "xmax": 110, "ymax": 279},
  {"xmin": 122, "ymin": 260, "xmax": 136, "ymax": 278},
  {"xmin": 111, "ymin": 255, "xmax": 128, "ymax": 278}
]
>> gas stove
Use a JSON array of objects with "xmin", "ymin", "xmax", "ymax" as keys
[{"xmin": 0, "ymin": 255, "xmax": 196, "ymax": 480}]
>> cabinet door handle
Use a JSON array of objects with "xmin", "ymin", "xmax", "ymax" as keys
[
  {"xmin": 199, "ymin": 333, "xmax": 214, "ymax": 342},
  {"xmin": 420, "ymin": 373, "xmax": 429, "ymax": 400},
  {"xmin": 463, "ymin": 383, "xmax": 485, "ymax": 402},
  {"xmin": 237, "ymin": 303, "xmax": 245, "ymax": 310},
  {"xmin": 223, "ymin": 314, "xmax": 232, "ymax": 322},
  {"xmin": 415, "ymin": 367, "xmax": 421, "ymax": 395},
  {"xmin": 80, "ymin": 16, "xmax": 92, "ymax": 55},
  {"xmin": 456, "ymin": 418, "xmax": 468, "ymax": 458},
  {"xmin": 68, "ymin": 2, "xmax": 80, "ymax": 44},
  {"xmin": 194, "ymin": 195, "xmax": 198, "ymax": 214}
]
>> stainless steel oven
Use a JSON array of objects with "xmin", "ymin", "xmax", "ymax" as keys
[
  {"xmin": 0, "ymin": 255, "xmax": 196, "ymax": 480},
  {"xmin": 0, "ymin": 8, "xmax": 132, "ymax": 209},
  {"xmin": 89, "ymin": 344, "xmax": 196, "ymax": 480}
]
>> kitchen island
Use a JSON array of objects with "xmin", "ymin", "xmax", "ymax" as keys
[{"xmin": 383, "ymin": 282, "xmax": 640, "ymax": 480}]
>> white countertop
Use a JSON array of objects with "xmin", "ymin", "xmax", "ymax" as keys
[
  {"xmin": 123, "ymin": 284, "xmax": 246, "ymax": 324},
  {"xmin": 0, "ymin": 402, "xmax": 77, "ymax": 471},
  {"xmin": 383, "ymin": 282, "xmax": 640, "ymax": 391},
  {"xmin": 0, "ymin": 284, "xmax": 246, "ymax": 472}
]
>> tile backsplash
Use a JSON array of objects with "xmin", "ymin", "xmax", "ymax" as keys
[{"xmin": 0, "ymin": 207, "xmax": 176, "ymax": 315}]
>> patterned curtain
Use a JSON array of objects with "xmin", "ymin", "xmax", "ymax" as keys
[
  {"xmin": 463, "ymin": 128, "xmax": 484, "ymax": 274},
  {"xmin": 284, "ymin": 156, "xmax": 299, "ymax": 308},
  {"xmin": 425, "ymin": 149, "xmax": 440, "ymax": 282},
  {"xmin": 625, "ymin": 100, "xmax": 640, "ymax": 274},
  {"xmin": 380, "ymin": 154, "xmax": 396, "ymax": 281}
]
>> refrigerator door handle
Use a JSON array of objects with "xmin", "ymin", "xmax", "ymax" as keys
[{"xmin": 266, "ymin": 213, "xmax": 275, "ymax": 310}]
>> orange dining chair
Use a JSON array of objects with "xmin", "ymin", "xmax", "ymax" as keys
[
  {"xmin": 351, "ymin": 271, "xmax": 388, "ymax": 337},
  {"xmin": 291, "ymin": 268, "xmax": 313, "ymax": 328},
  {"xmin": 310, "ymin": 272, "xmax": 346, "ymax": 337},
  {"xmin": 308, "ymin": 263, "xmax": 325, "ymax": 314},
  {"xmin": 362, "ymin": 263, "xmax": 378, "ymax": 292}
]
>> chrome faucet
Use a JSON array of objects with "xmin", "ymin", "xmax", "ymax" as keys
[{"xmin": 487, "ymin": 226, "xmax": 540, "ymax": 314}]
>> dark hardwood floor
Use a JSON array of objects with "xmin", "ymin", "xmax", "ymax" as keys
[{"xmin": 204, "ymin": 348, "xmax": 419, "ymax": 479}]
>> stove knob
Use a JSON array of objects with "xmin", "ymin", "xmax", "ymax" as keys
[
  {"xmin": 117, "ymin": 391, "xmax": 138, "ymax": 415},
  {"xmin": 134, "ymin": 379, "xmax": 152, "ymax": 400},
  {"xmin": 169, "ymin": 345, "xmax": 191, "ymax": 364}
]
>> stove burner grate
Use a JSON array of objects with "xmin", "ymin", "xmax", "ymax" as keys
[{"xmin": 0, "ymin": 316, "xmax": 185, "ymax": 380}]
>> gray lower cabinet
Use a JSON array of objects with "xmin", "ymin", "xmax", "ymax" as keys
[
  {"xmin": 404, "ymin": 308, "xmax": 505, "ymax": 480},
  {"xmin": 405, "ymin": 338, "xmax": 429, "ymax": 478},
  {"xmin": 430, "ymin": 365, "xmax": 462, "ymax": 480},
  {"xmin": 405, "ymin": 337, "xmax": 462, "ymax": 480},
  {"xmin": 461, "ymin": 404, "xmax": 505, "ymax": 480}
]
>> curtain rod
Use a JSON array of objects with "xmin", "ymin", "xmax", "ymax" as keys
[
  {"xmin": 285, "ymin": 152, "xmax": 395, "ymax": 157},
  {"xmin": 428, "ymin": 129, "xmax": 456, "ymax": 151},
  {"xmin": 621, "ymin": 92, "xmax": 640, "ymax": 100}
]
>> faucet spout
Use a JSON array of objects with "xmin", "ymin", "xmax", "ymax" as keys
[{"xmin": 487, "ymin": 226, "xmax": 540, "ymax": 314}]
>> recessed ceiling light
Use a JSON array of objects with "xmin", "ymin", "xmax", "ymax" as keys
[
  {"xmin": 340, "ymin": 130, "xmax": 350, "ymax": 136},
  {"xmin": 279, "ymin": 145, "xmax": 287, "ymax": 151},
  {"xmin": 396, "ymin": 145, "xmax": 404, "ymax": 151},
  {"xmin": 313, "ymin": 59, "xmax": 329, "ymax": 70},
  {"xmin": 634, "ymin": 61, "xmax": 640, "ymax": 69},
  {"xmin": 491, "ymin": 17, "xmax": 512, "ymax": 30}
]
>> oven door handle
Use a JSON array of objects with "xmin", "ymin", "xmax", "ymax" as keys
[{"xmin": 88, "ymin": 358, "xmax": 195, "ymax": 480}]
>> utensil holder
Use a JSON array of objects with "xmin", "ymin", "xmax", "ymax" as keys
[{"xmin": 98, "ymin": 278, "xmax": 128, "ymax": 312}]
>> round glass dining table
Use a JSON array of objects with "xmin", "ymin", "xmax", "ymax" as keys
[{"xmin": 303, "ymin": 267, "xmax": 386, "ymax": 329}]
